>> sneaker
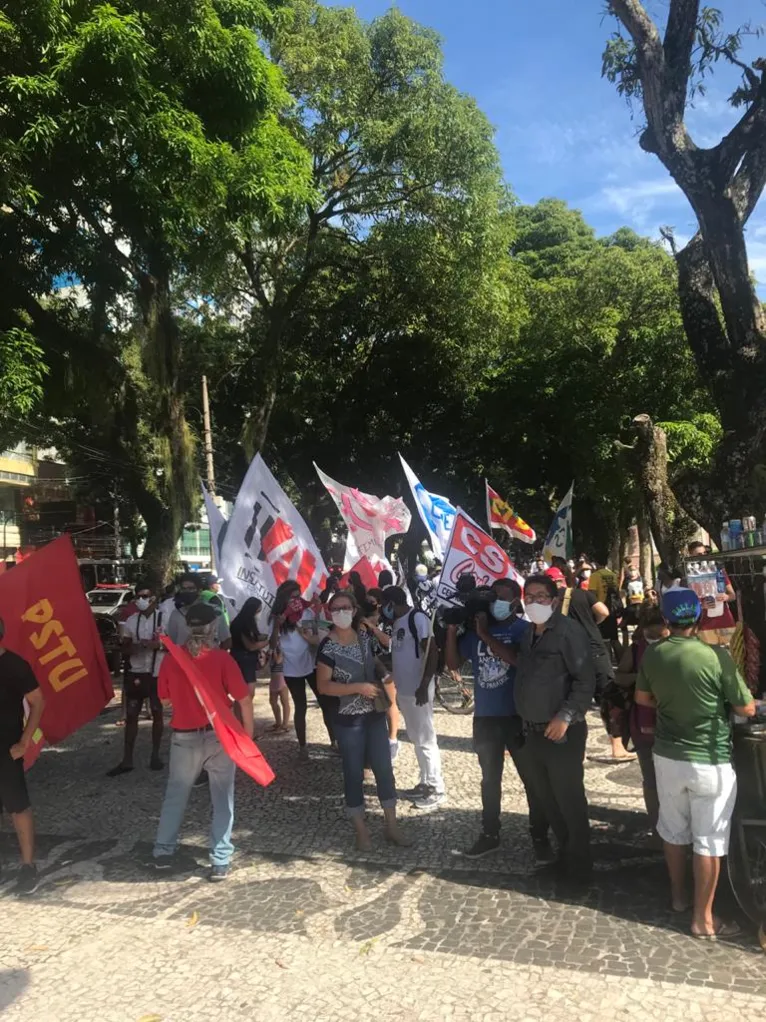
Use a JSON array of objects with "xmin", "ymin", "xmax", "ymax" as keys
[
  {"xmin": 153, "ymin": 855, "xmax": 174, "ymax": 870},
  {"xmin": 14, "ymin": 864, "xmax": 39, "ymax": 896},
  {"xmin": 399, "ymin": 782, "xmax": 429, "ymax": 800},
  {"xmin": 411, "ymin": 790, "xmax": 446, "ymax": 812},
  {"xmin": 209, "ymin": 863, "xmax": 230, "ymax": 882},
  {"xmin": 463, "ymin": 832, "xmax": 500, "ymax": 859},
  {"xmin": 532, "ymin": 837, "xmax": 557, "ymax": 864}
]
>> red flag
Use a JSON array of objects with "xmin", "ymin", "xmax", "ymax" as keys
[
  {"xmin": 340, "ymin": 556, "xmax": 380, "ymax": 592},
  {"xmin": 486, "ymin": 481, "xmax": 536, "ymax": 544},
  {"xmin": 160, "ymin": 637, "xmax": 275, "ymax": 787},
  {"xmin": 0, "ymin": 536, "xmax": 114, "ymax": 768}
]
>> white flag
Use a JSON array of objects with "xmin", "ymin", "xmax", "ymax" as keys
[
  {"xmin": 398, "ymin": 454, "xmax": 457, "ymax": 561},
  {"xmin": 314, "ymin": 464, "xmax": 411, "ymax": 572},
  {"xmin": 218, "ymin": 455, "xmax": 328, "ymax": 630},
  {"xmin": 201, "ymin": 481, "xmax": 227, "ymax": 573},
  {"xmin": 542, "ymin": 483, "xmax": 574, "ymax": 565}
]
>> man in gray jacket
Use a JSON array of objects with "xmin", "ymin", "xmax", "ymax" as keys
[{"xmin": 515, "ymin": 574, "xmax": 597, "ymax": 881}]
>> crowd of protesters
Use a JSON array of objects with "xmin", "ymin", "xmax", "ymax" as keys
[{"xmin": 0, "ymin": 544, "xmax": 762, "ymax": 942}]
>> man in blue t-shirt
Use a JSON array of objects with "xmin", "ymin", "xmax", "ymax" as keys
[{"xmin": 445, "ymin": 578, "xmax": 551, "ymax": 861}]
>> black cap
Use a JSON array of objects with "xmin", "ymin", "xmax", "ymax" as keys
[{"xmin": 185, "ymin": 602, "xmax": 219, "ymax": 627}]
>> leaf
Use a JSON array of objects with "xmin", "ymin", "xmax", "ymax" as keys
[{"xmin": 186, "ymin": 911, "xmax": 199, "ymax": 928}]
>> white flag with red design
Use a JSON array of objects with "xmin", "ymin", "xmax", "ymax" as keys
[
  {"xmin": 218, "ymin": 454, "xmax": 327, "ymax": 630},
  {"xmin": 314, "ymin": 464, "xmax": 411, "ymax": 572},
  {"xmin": 436, "ymin": 508, "xmax": 524, "ymax": 604}
]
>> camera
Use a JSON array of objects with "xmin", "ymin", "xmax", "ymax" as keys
[{"xmin": 438, "ymin": 579, "xmax": 495, "ymax": 630}]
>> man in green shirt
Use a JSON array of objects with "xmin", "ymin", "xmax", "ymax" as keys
[{"xmin": 636, "ymin": 587, "xmax": 756, "ymax": 939}]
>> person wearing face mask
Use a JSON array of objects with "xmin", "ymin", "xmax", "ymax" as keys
[
  {"xmin": 166, "ymin": 574, "xmax": 231, "ymax": 650},
  {"xmin": 445, "ymin": 579, "xmax": 552, "ymax": 861},
  {"xmin": 107, "ymin": 582, "xmax": 165, "ymax": 777},
  {"xmin": 316, "ymin": 592, "xmax": 409, "ymax": 850},
  {"xmin": 380, "ymin": 586, "xmax": 444, "ymax": 811},
  {"xmin": 271, "ymin": 580, "xmax": 336, "ymax": 758},
  {"xmin": 514, "ymin": 574, "xmax": 597, "ymax": 882},
  {"xmin": 153, "ymin": 603, "xmax": 254, "ymax": 881},
  {"xmin": 613, "ymin": 603, "xmax": 670, "ymax": 832}
]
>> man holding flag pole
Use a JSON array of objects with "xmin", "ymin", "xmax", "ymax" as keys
[{"xmin": 153, "ymin": 603, "xmax": 260, "ymax": 881}]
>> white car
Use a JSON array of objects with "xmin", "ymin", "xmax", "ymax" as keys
[{"xmin": 87, "ymin": 587, "xmax": 134, "ymax": 618}]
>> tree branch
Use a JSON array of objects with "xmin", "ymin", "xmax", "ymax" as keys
[{"xmin": 662, "ymin": 0, "xmax": 700, "ymax": 123}]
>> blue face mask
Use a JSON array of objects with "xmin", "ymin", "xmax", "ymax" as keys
[
  {"xmin": 381, "ymin": 604, "xmax": 395, "ymax": 622},
  {"xmin": 492, "ymin": 599, "xmax": 513, "ymax": 621}
]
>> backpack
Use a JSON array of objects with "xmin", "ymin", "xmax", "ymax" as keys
[
  {"xmin": 605, "ymin": 583, "xmax": 624, "ymax": 619},
  {"xmin": 407, "ymin": 608, "xmax": 429, "ymax": 658}
]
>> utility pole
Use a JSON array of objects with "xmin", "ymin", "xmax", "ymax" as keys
[
  {"xmin": 201, "ymin": 375, "xmax": 217, "ymax": 573},
  {"xmin": 201, "ymin": 375, "xmax": 216, "ymax": 495}
]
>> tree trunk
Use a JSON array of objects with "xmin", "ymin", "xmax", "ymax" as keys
[
  {"xmin": 631, "ymin": 414, "xmax": 696, "ymax": 566},
  {"xmin": 636, "ymin": 504, "xmax": 654, "ymax": 586},
  {"xmin": 140, "ymin": 509, "xmax": 181, "ymax": 590}
]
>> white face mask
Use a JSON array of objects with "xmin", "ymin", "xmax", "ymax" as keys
[
  {"xmin": 331, "ymin": 609, "xmax": 354, "ymax": 630},
  {"xmin": 581, "ymin": 569, "xmax": 592, "ymax": 579},
  {"xmin": 526, "ymin": 603, "xmax": 554, "ymax": 625},
  {"xmin": 136, "ymin": 597, "xmax": 152, "ymax": 612}
]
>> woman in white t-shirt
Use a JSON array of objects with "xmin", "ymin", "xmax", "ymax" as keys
[{"xmin": 271, "ymin": 581, "xmax": 336, "ymax": 758}]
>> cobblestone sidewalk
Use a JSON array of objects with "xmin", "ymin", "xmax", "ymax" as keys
[{"xmin": 1, "ymin": 696, "xmax": 764, "ymax": 1021}]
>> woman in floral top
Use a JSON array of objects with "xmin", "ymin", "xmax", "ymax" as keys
[{"xmin": 316, "ymin": 591, "xmax": 409, "ymax": 850}]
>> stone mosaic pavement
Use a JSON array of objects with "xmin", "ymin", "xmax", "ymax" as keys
[{"xmin": 1, "ymin": 688, "xmax": 765, "ymax": 1021}]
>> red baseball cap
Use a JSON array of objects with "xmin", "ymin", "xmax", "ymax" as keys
[{"xmin": 545, "ymin": 567, "xmax": 565, "ymax": 583}]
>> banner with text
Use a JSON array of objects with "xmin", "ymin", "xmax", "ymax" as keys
[
  {"xmin": 486, "ymin": 481, "xmax": 536, "ymax": 544},
  {"xmin": 399, "ymin": 454, "xmax": 457, "ymax": 561},
  {"xmin": 315, "ymin": 465, "xmax": 411, "ymax": 573},
  {"xmin": 436, "ymin": 509, "xmax": 524, "ymax": 604},
  {"xmin": 218, "ymin": 455, "xmax": 327, "ymax": 631},
  {"xmin": 542, "ymin": 483, "xmax": 574, "ymax": 565},
  {"xmin": 0, "ymin": 536, "xmax": 114, "ymax": 768}
]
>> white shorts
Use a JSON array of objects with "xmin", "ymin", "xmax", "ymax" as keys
[{"xmin": 653, "ymin": 753, "xmax": 737, "ymax": 856}]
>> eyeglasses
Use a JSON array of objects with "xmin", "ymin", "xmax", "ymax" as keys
[{"xmin": 525, "ymin": 592, "xmax": 554, "ymax": 605}]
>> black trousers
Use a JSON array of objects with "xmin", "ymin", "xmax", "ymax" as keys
[
  {"xmin": 473, "ymin": 716, "xmax": 548, "ymax": 841},
  {"xmin": 523, "ymin": 721, "xmax": 591, "ymax": 872},
  {"xmin": 285, "ymin": 672, "xmax": 338, "ymax": 747}
]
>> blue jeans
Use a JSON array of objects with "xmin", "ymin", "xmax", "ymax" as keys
[
  {"xmin": 335, "ymin": 711, "xmax": 396, "ymax": 817},
  {"xmin": 153, "ymin": 729, "xmax": 236, "ymax": 865}
]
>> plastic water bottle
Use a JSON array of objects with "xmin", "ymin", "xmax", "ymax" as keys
[{"xmin": 721, "ymin": 522, "xmax": 731, "ymax": 551}]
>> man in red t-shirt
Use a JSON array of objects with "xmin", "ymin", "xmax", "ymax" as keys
[
  {"xmin": 153, "ymin": 603, "xmax": 253, "ymax": 881},
  {"xmin": 687, "ymin": 541, "xmax": 736, "ymax": 647}
]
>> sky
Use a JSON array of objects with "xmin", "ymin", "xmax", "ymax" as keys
[{"xmin": 346, "ymin": 0, "xmax": 766, "ymax": 282}]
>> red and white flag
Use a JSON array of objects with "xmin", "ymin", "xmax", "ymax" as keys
[
  {"xmin": 485, "ymin": 481, "xmax": 536, "ymax": 544},
  {"xmin": 218, "ymin": 454, "xmax": 328, "ymax": 631},
  {"xmin": 314, "ymin": 464, "xmax": 411, "ymax": 571},
  {"xmin": 436, "ymin": 509, "xmax": 524, "ymax": 604}
]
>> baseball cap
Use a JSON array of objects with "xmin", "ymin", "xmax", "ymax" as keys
[
  {"xmin": 414, "ymin": 564, "xmax": 428, "ymax": 579},
  {"xmin": 185, "ymin": 602, "xmax": 220, "ymax": 627},
  {"xmin": 545, "ymin": 567, "xmax": 565, "ymax": 584},
  {"xmin": 661, "ymin": 587, "xmax": 702, "ymax": 626}
]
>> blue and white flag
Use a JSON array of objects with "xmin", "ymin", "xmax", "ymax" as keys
[{"xmin": 399, "ymin": 454, "xmax": 457, "ymax": 561}]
